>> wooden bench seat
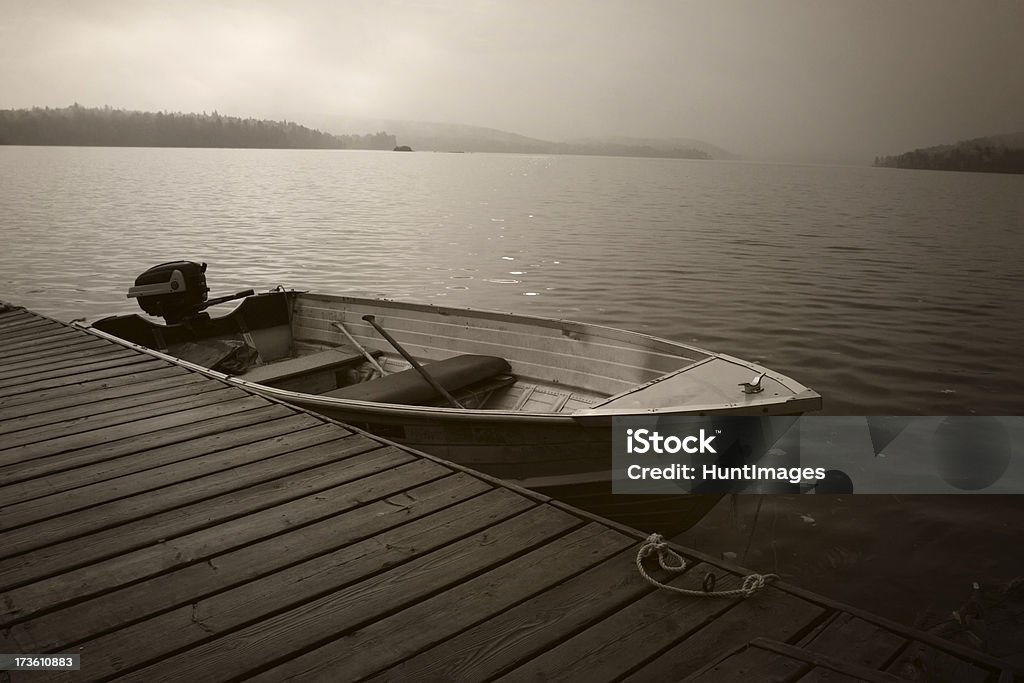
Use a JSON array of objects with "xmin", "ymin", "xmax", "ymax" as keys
[{"xmin": 237, "ymin": 348, "xmax": 380, "ymax": 385}]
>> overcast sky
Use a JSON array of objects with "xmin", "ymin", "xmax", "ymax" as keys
[{"xmin": 1, "ymin": 0, "xmax": 1022, "ymax": 162}]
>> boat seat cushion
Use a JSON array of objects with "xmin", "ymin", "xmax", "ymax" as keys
[{"xmin": 323, "ymin": 354, "xmax": 512, "ymax": 405}]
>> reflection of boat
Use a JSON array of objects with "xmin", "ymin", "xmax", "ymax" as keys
[{"xmin": 88, "ymin": 261, "xmax": 822, "ymax": 533}]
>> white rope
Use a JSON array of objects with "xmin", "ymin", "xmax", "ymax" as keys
[{"xmin": 636, "ymin": 533, "xmax": 779, "ymax": 598}]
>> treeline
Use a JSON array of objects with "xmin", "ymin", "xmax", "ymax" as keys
[
  {"xmin": 874, "ymin": 134, "xmax": 1024, "ymax": 174},
  {"xmin": 0, "ymin": 105, "xmax": 397, "ymax": 150}
]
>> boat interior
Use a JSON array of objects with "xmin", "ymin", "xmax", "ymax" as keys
[{"xmin": 92, "ymin": 289, "xmax": 811, "ymax": 415}]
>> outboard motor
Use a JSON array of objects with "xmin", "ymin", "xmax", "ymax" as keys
[{"xmin": 127, "ymin": 261, "xmax": 253, "ymax": 325}]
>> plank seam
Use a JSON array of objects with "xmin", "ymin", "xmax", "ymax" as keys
[
  {"xmin": 0, "ymin": 436, "xmax": 388, "ymax": 569},
  {"xmin": 0, "ymin": 424, "xmax": 340, "ymax": 531},
  {"xmin": 223, "ymin": 510, "xmax": 586, "ymax": 683},
  {"xmin": 363, "ymin": 544, "xmax": 656, "ymax": 682},
  {"xmin": 26, "ymin": 472, "xmax": 486, "ymax": 654}
]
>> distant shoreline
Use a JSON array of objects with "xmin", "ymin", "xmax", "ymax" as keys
[
  {"xmin": 0, "ymin": 105, "xmax": 397, "ymax": 151},
  {"xmin": 874, "ymin": 132, "xmax": 1024, "ymax": 175}
]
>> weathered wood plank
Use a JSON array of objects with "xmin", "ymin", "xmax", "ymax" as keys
[
  {"xmin": 0, "ymin": 315, "xmax": 60, "ymax": 332},
  {"xmin": 0, "ymin": 374, "xmax": 220, "ymax": 435},
  {"xmin": 0, "ymin": 312, "xmax": 39, "ymax": 328},
  {"xmin": 682, "ymin": 639, "xmax": 908, "ymax": 683},
  {"xmin": 492, "ymin": 560, "xmax": 740, "ymax": 682},
  {"xmin": 0, "ymin": 413, "xmax": 322, "ymax": 507},
  {"xmin": 0, "ymin": 368, "xmax": 202, "ymax": 417},
  {"xmin": 0, "ymin": 357, "xmax": 170, "ymax": 399},
  {"xmin": 800, "ymin": 612, "xmax": 906, "ymax": 670},
  {"xmin": 45, "ymin": 488, "xmax": 546, "ymax": 682},
  {"xmin": 0, "ymin": 403, "xmax": 292, "ymax": 487},
  {"xmin": 256, "ymin": 524, "xmax": 636, "ymax": 682},
  {"xmin": 114, "ymin": 505, "xmax": 580, "ymax": 683},
  {"xmin": 886, "ymin": 641, "xmax": 994, "ymax": 683},
  {"xmin": 0, "ymin": 337, "xmax": 115, "ymax": 369},
  {"xmin": 0, "ymin": 394, "xmax": 270, "ymax": 467},
  {"xmin": 0, "ymin": 321, "xmax": 74, "ymax": 344},
  {"xmin": 0, "ymin": 350, "xmax": 152, "ymax": 388},
  {"xmin": 0, "ymin": 346, "xmax": 140, "ymax": 381},
  {"xmin": 0, "ymin": 336, "xmax": 122, "ymax": 365},
  {"xmin": 0, "ymin": 328, "xmax": 84, "ymax": 355},
  {"xmin": 0, "ymin": 437, "xmax": 404, "ymax": 572},
  {"xmin": 682, "ymin": 645, "xmax": 809, "ymax": 682},
  {"xmin": 0, "ymin": 450, "xmax": 432, "ymax": 620},
  {"xmin": 797, "ymin": 668, "xmax": 879, "ymax": 682},
  {"xmin": 611, "ymin": 588, "xmax": 826, "ymax": 682},
  {"xmin": 367, "ymin": 547, "xmax": 655, "ymax": 682},
  {"xmin": 0, "ymin": 386, "xmax": 245, "ymax": 451},
  {"xmin": 8, "ymin": 473, "xmax": 494, "ymax": 653},
  {"xmin": 0, "ymin": 423, "xmax": 351, "ymax": 534}
]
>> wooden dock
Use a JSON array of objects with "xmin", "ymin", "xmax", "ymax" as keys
[{"xmin": 0, "ymin": 302, "xmax": 1019, "ymax": 682}]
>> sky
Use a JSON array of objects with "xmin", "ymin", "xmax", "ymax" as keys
[{"xmin": 1, "ymin": 0, "xmax": 1022, "ymax": 162}]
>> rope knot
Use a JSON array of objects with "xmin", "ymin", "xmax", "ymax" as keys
[
  {"xmin": 638, "ymin": 533, "xmax": 687, "ymax": 572},
  {"xmin": 636, "ymin": 533, "xmax": 779, "ymax": 599}
]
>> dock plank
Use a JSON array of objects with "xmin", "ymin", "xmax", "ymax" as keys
[
  {"xmin": 0, "ymin": 385, "xmax": 245, "ymax": 450},
  {"xmin": 368, "ymin": 546, "xmax": 655, "ymax": 682},
  {"xmin": 616, "ymin": 588, "xmax": 827, "ymax": 682},
  {"xmin": 0, "ymin": 448, "xmax": 425, "ymax": 607},
  {"xmin": 49, "ymin": 488, "xmax": 536, "ymax": 681},
  {"xmin": 0, "ymin": 313, "xmax": 44, "ymax": 329},
  {"xmin": 0, "ymin": 413, "xmax": 322, "ymax": 506},
  {"xmin": 116, "ymin": 505, "xmax": 580, "ymax": 682},
  {"xmin": 0, "ymin": 370, "xmax": 208, "ymax": 423},
  {"xmin": 0, "ymin": 394, "xmax": 270, "ymax": 466},
  {"xmin": 256, "ymin": 524, "xmax": 636, "ymax": 682},
  {"xmin": 0, "ymin": 403, "xmax": 293, "ymax": 486},
  {"xmin": 682, "ymin": 639, "xmax": 907, "ymax": 683},
  {"xmin": 0, "ymin": 422, "xmax": 350, "ymax": 532},
  {"xmin": 0, "ymin": 373, "xmax": 223, "ymax": 435},
  {"xmin": 0, "ymin": 357, "xmax": 169, "ymax": 398},
  {"xmin": 0, "ymin": 339, "xmax": 130, "ymax": 370},
  {"xmin": 0, "ymin": 350, "xmax": 154, "ymax": 388},
  {"xmin": 7, "ymin": 473, "xmax": 492, "ymax": 653},
  {"xmin": 0, "ymin": 328, "xmax": 91, "ymax": 356},
  {"xmin": 0, "ymin": 365, "xmax": 190, "ymax": 409},
  {"xmin": 0, "ymin": 321, "xmax": 79, "ymax": 344},
  {"xmin": 800, "ymin": 612, "xmax": 907, "ymax": 669},
  {"xmin": 0, "ymin": 304, "xmax": 1016, "ymax": 683},
  {"xmin": 0, "ymin": 324, "xmax": 77, "ymax": 346},
  {"xmin": 886, "ymin": 642, "xmax": 993, "ymax": 683},
  {"xmin": 0, "ymin": 337, "xmax": 120, "ymax": 369},
  {"xmin": 46, "ymin": 496, "xmax": 545, "ymax": 680}
]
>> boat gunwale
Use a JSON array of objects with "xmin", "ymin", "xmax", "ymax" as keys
[{"xmin": 81, "ymin": 291, "xmax": 823, "ymax": 423}]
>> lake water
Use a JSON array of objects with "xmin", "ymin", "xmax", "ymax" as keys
[{"xmin": 1, "ymin": 145, "xmax": 1023, "ymax": 630}]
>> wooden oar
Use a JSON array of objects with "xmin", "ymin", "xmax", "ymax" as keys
[
  {"xmin": 331, "ymin": 321, "xmax": 387, "ymax": 377},
  {"xmin": 361, "ymin": 315, "xmax": 465, "ymax": 409}
]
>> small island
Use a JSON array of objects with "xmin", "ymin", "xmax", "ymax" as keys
[
  {"xmin": 393, "ymin": 145, "xmax": 413, "ymax": 152},
  {"xmin": 874, "ymin": 132, "xmax": 1024, "ymax": 174},
  {"xmin": 0, "ymin": 105, "xmax": 397, "ymax": 150}
]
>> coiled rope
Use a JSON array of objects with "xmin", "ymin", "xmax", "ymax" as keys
[{"xmin": 636, "ymin": 533, "xmax": 779, "ymax": 598}]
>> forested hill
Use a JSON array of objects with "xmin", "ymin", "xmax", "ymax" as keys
[
  {"xmin": 873, "ymin": 132, "xmax": 1024, "ymax": 174},
  {"xmin": 0, "ymin": 105, "xmax": 397, "ymax": 150}
]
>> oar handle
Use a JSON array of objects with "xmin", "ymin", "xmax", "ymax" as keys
[{"xmin": 362, "ymin": 315, "xmax": 465, "ymax": 409}]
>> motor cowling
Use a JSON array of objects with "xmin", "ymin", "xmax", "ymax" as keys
[{"xmin": 127, "ymin": 261, "xmax": 209, "ymax": 324}]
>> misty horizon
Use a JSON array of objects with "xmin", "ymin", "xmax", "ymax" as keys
[{"xmin": 2, "ymin": 1, "xmax": 1023, "ymax": 164}]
